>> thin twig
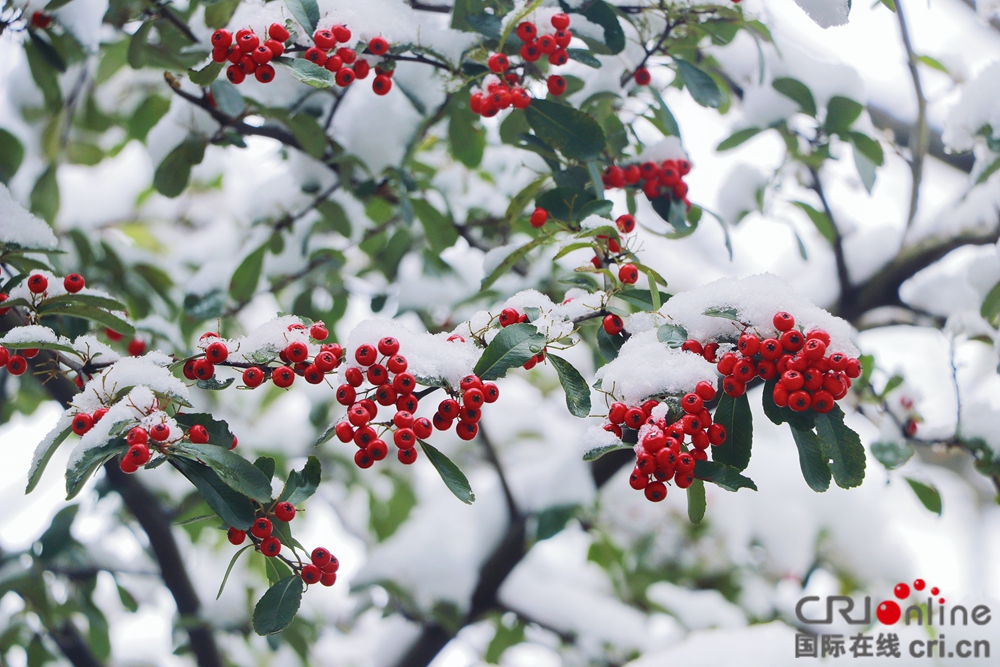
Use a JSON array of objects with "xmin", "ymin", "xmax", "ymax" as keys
[
  {"xmin": 808, "ymin": 167, "xmax": 852, "ymax": 306},
  {"xmin": 893, "ymin": 0, "xmax": 928, "ymax": 230},
  {"xmin": 477, "ymin": 425, "xmax": 520, "ymax": 520}
]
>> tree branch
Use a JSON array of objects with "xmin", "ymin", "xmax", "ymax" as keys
[
  {"xmin": 808, "ymin": 167, "xmax": 853, "ymax": 307},
  {"xmin": 50, "ymin": 621, "xmax": 105, "ymax": 667},
  {"xmin": 893, "ymin": 0, "xmax": 929, "ymax": 229}
]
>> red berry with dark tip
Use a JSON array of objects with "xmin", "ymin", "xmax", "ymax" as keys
[{"xmin": 275, "ymin": 501, "xmax": 296, "ymax": 522}]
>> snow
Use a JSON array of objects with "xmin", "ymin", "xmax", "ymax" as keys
[
  {"xmin": 943, "ymin": 60, "xmax": 1000, "ymax": 152},
  {"xmin": 0, "ymin": 183, "xmax": 58, "ymax": 250},
  {"xmin": 71, "ymin": 352, "xmax": 189, "ymax": 414},
  {"xmin": 645, "ymin": 581, "xmax": 748, "ymax": 630},
  {"xmin": 0, "ymin": 324, "xmax": 66, "ymax": 347},
  {"xmin": 792, "ymin": 0, "xmax": 852, "ymax": 29},
  {"xmin": 595, "ymin": 329, "xmax": 718, "ymax": 405},
  {"xmin": 899, "ymin": 245, "xmax": 1000, "ymax": 318},
  {"xmin": 26, "ymin": 412, "xmax": 74, "ymax": 489},
  {"xmin": 636, "ymin": 136, "xmax": 688, "ymax": 164}
]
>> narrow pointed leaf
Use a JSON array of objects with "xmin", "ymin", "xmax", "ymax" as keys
[{"xmin": 418, "ymin": 440, "xmax": 475, "ymax": 504}]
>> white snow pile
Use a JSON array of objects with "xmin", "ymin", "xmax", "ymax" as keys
[
  {"xmin": 659, "ymin": 274, "xmax": 859, "ymax": 356},
  {"xmin": 226, "ymin": 315, "xmax": 316, "ymax": 364},
  {"xmin": 342, "ymin": 318, "xmax": 481, "ymax": 388},
  {"xmin": 792, "ymin": 0, "xmax": 851, "ymax": 28},
  {"xmin": 71, "ymin": 352, "xmax": 189, "ymax": 414},
  {"xmin": 635, "ymin": 136, "xmax": 688, "ymax": 164},
  {"xmin": 71, "ymin": 335, "xmax": 122, "ymax": 366},
  {"xmin": 455, "ymin": 288, "xmax": 602, "ymax": 347},
  {"xmin": 943, "ymin": 60, "xmax": 1000, "ymax": 152},
  {"xmin": 0, "ymin": 183, "xmax": 58, "ymax": 250},
  {"xmin": 0, "ymin": 324, "xmax": 68, "ymax": 348},
  {"xmin": 596, "ymin": 330, "xmax": 718, "ymax": 405}
]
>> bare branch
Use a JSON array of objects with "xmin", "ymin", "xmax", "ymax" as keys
[{"xmin": 893, "ymin": 0, "xmax": 929, "ymax": 230}]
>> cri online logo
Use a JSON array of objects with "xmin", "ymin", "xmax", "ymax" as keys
[{"xmin": 877, "ymin": 579, "xmax": 943, "ymax": 625}]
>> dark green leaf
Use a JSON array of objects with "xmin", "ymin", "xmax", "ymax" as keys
[
  {"xmin": 117, "ymin": 583, "xmax": 139, "ymax": 612},
  {"xmin": 230, "ymin": 243, "xmax": 267, "ymax": 303},
  {"xmin": 717, "ymin": 127, "xmax": 761, "ymax": 151},
  {"xmin": 656, "ymin": 323, "xmax": 688, "ymax": 348},
  {"xmin": 576, "ymin": 0, "xmax": 625, "ymax": 54},
  {"xmin": 582, "ymin": 441, "xmax": 630, "ymax": 462},
  {"xmin": 981, "ymin": 281, "xmax": 1000, "ymax": 324},
  {"xmin": 535, "ymin": 504, "xmax": 578, "ymax": 540},
  {"xmin": 254, "ymin": 457, "xmax": 276, "ymax": 481},
  {"xmin": 872, "ymin": 439, "xmax": 914, "ymax": 470},
  {"xmin": 790, "ymin": 426, "xmax": 831, "ymax": 492},
  {"xmin": 28, "ymin": 30, "xmax": 66, "ymax": 72},
  {"xmin": 574, "ymin": 198, "xmax": 613, "ymax": 222},
  {"xmin": 275, "ymin": 58, "xmax": 335, "ymax": 88},
  {"xmin": 771, "ymin": 77, "xmax": 816, "ymax": 116},
  {"xmin": 761, "ymin": 379, "xmax": 784, "ymax": 425},
  {"xmin": 846, "ymin": 131, "xmax": 884, "ymax": 166},
  {"xmin": 674, "ymin": 58, "xmax": 721, "ymax": 108},
  {"xmin": 173, "ymin": 457, "xmax": 257, "ymax": 529},
  {"xmin": 0, "ymin": 129, "xmax": 25, "ymax": 184},
  {"xmin": 38, "ymin": 504, "xmax": 79, "ymax": 559},
  {"xmin": 694, "ymin": 460, "xmax": 758, "ymax": 492},
  {"xmin": 567, "ymin": 48, "xmax": 601, "ymax": 68},
  {"xmin": 536, "ymin": 187, "xmax": 595, "ymax": 222},
  {"xmin": 824, "ymin": 96, "xmax": 864, "ymax": 134},
  {"xmin": 687, "ymin": 478, "xmax": 706, "ymax": 524},
  {"xmin": 480, "ymin": 237, "xmax": 547, "ymax": 291},
  {"xmin": 449, "ymin": 94, "xmax": 485, "ymax": 168},
  {"xmin": 217, "ymin": 545, "xmax": 252, "ymax": 599},
  {"xmin": 41, "ymin": 304, "xmax": 134, "ymax": 337},
  {"xmin": 792, "ymin": 201, "xmax": 835, "ymax": 244},
  {"xmin": 39, "ymin": 294, "xmax": 126, "ymax": 313},
  {"xmin": 210, "ymin": 80, "xmax": 244, "ymax": 117},
  {"xmin": 905, "ymin": 478, "xmax": 942, "ymax": 515},
  {"xmin": 66, "ymin": 440, "xmax": 128, "ymax": 499},
  {"xmin": 25, "ymin": 41, "xmax": 62, "ymax": 110},
  {"xmin": 485, "ymin": 615, "xmax": 525, "ymax": 664},
  {"xmin": 711, "ymin": 392, "xmax": 753, "ymax": 471},
  {"xmin": 174, "ymin": 413, "xmax": 236, "ymax": 448},
  {"xmin": 285, "ymin": 113, "xmax": 327, "ymax": 159},
  {"xmin": 418, "ymin": 440, "xmax": 475, "ymax": 504},
  {"xmin": 315, "ymin": 200, "xmax": 351, "ymax": 237},
  {"xmin": 618, "ymin": 288, "xmax": 672, "ymax": 311},
  {"xmin": 154, "ymin": 136, "xmax": 207, "ymax": 198},
  {"xmin": 649, "ymin": 87, "xmax": 681, "ymax": 137},
  {"xmin": 26, "ymin": 425, "xmax": 71, "ymax": 494},
  {"xmin": 369, "ymin": 472, "xmax": 417, "ymax": 541},
  {"xmin": 815, "ymin": 406, "xmax": 865, "ymax": 488},
  {"xmin": 499, "ymin": 108, "xmax": 530, "ymax": 146},
  {"xmin": 976, "ymin": 156, "xmax": 1000, "ymax": 186},
  {"xmin": 278, "ymin": 456, "xmax": 321, "ymax": 505},
  {"xmin": 474, "ymin": 323, "xmax": 546, "ymax": 381},
  {"xmin": 596, "ymin": 325, "xmax": 624, "ymax": 361},
  {"xmin": 189, "ymin": 61, "xmax": 224, "ymax": 87},
  {"xmin": 548, "ymin": 354, "xmax": 591, "ymax": 417},
  {"xmin": 284, "ymin": 0, "xmax": 319, "ymax": 34},
  {"xmin": 179, "ymin": 443, "xmax": 273, "ymax": 503},
  {"xmin": 197, "ymin": 377, "xmax": 235, "ymax": 391},
  {"xmin": 253, "ymin": 575, "xmax": 304, "ymax": 635},
  {"xmin": 411, "ymin": 198, "xmax": 459, "ymax": 252},
  {"xmin": 525, "ymin": 99, "xmax": 606, "ymax": 162},
  {"xmin": 29, "ymin": 165, "xmax": 59, "ymax": 225}
]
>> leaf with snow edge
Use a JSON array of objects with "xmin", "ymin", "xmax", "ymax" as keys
[
  {"xmin": 845, "ymin": 131, "xmax": 884, "ymax": 166},
  {"xmin": 473, "ymin": 323, "xmax": 545, "ymax": 381},
  {"xmin": 418, "ymin": 440, "xmax": 474, "ymax": 504},
  {"xmin": 717, "ymin": 127, "xmax": 762, "ymax": 151},
  {"xmin": 525, "ymin": 99, "xmax": 606, "ymax": 162},
  {"xmin": 1, "ymin": 339, "xmax": 77, "ymax": 355},
  {"xmin": 574, "ymin": 199, "xmax": 614, "ymax": 222},
  {"xmin": 687, "ymin": 478, "xmax": 706, "ymax": 524},
  {"xmin": 694, "ymin": 460, "xmax": 758, "ymax": 492},
  {"xmin": 38, "ymin": 294, "xmax": 127, "ymax": 313},
  {"xmin": 853, "ymin": 142, "xmax": 878, "ymax": 194},
  {"xmin": 872, "ymin": 440, "xmax": 914, "ymax": 470},
  {"xmin": 793, "ymin": 0, "xmax": 852, "ymax": 28},
  {"xmin": 976, "ymin": 156, "xmax": 1000, "ymax": 186},
  {"xmin": 480, "ymin": 236, "xmax": 547, "ymax": 291},
  {"xmin": 284, "ymin": 0, "xmax": 319, "ymax": 34},
  {"xmin": 711, "ymin": 392, "xmax": 752, "ymax": 471},
  {"xmin": 771, "ymin": 77, "xmax": 816, "ymax": 117},
  {"xmin": 657, "ymin": 323, "xmax": 688, "ymax": 348},
  {"xmin": 278, "ymin": 456, "xmax": 321, "ymax": 506},
  {"xmin": 790, "ymin": 426, "xmax": 831, "ymax": 492},
  {"xmin": 315, "ymin": 422, "xmax": 339, "ymax": 446},
  {"xmin": 548, "ymin": 354, "xmax": 591, "ymax": 418},
  {"xmin": 582, "ymin": 442, "xmax": 632, "ymax": 462},
  {"xmin": 217, "ymin": 545, "xmax": 252, "ymax": 600},
  {"xmin": 253, "ymin": 575, "xmax": 303, "ymax": 635},
  {"xmin": 824, "ymin": 96, "xmax": 864, "ymax": 135},
  {"xmin": 567, "ymin": 48, "xmax": 601, "ymax": 68},
  {"xmin": 176, "ymin": 443, "xmax": 272, "ymax": 503},
  {"xmin": 197, "ymin": 377, "xmax": 236, "ymax": 391},
  {"xmin": 174, "ymin": 413, "xmax": 235, "ymax": 448},
  {"xmin": 596, "ymin": 326, "xmax": 624, "ymax": 362},
  {"xmin": 674, "ymin": 59, "xmax": 721, "ymax": 108},
  {"xmin": 229, "ymin": 243, "xmax": 267, "ymax": 304},
  {"xmin": 981, "ymin": 281, "xmax": 1000, "ymax": 324},
  {"xmin": 274, "ymin": 58, "xmax": 334, "ymax": 88},
  {"xmin": 172, "ymin": 457, "xmax": 256, "ymax": 529},
  {"xmin": 26, "ymin": 416, "xmax": 73, "ymax": 494},
  {"xmin": 905, "ymin": 478, "xmax": 942, "ymax": 515},
  {"xmin": 66, "ymin": 439, "xmax": 128, "ymax": 499},
  {"xmin": 702, "ymin": 306, "xmax": 740, "ymax": 320},
  {"xmin": 574, "ymin": 0, "xmax": 625, "ymax": 54},
  {"xmin": 815, "ymin": 406, "xmax": 865, "ymax": 489},
  {"xmin": 38, "ymin": 305, "xmax": 135, "ymax": 338},
  {"xmin": 618, "ymin": 288, "xmax": 672, "ymax": 311},
  {"xmin": 189, "ymin": 60, "xmax": 223, "ymax": 86},
  {"xmin": 791, "ymin": 201, "xmax": 835, "ymax": 244},
  {"xmin": 649, "ymin": 87, "xmax": 681, "ymax": 137},
  {"xmin": 553, "ymin": 241, "xmax": 594, "ymax": 260}
]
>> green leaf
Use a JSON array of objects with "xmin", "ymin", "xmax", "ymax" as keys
[
  {"xmin": 879, "ymin": 375, "xmax": 904, "ymax": 399},
  {"xmin": 525, "ymin": 99, "xmax": 606, "ymax": 162},
  {"xmin": 154, "ymin": 136, "xmax": 207, "ymax": 198},
  {"xmin": 38, "ymin": 294, "xmax": 126, "ymax": 313},
  {"xmin": 981, "ymin": 281, "xmax": 1000, "ymax": 324},
  {"xmin": 275, "ymin": 58, "xmax": 335, "ymax": 88},
  {"xmin": 617, "ymin": 288, "xmax": 672, "ymax": 311},
  {"xmin": 210, "ymin": 80, "xmax": 244, "ymax": 117},
  {"xmin": 535, "ymin": 504, "xmax": 578, "ymax": 540},
  {"xmin": 26, "ymin": 425, "xmax": 72, "ymax": 494},
  {"xmin": 25, "ymin": 41, "xmax": 62, "ymax": 110},
  {"xmin": 278, "ymin": 456, "xmax": 321, "ymax": 505},
  {"xmin": 418, "ymin": 440, "xmax": 475, "ymax": 504},
  {"xmin": 694, "ymin": 460, "xmax": 758, "ymax": 492},
  {"xmin": 286, "ymin": 113, "xmax": 327, "ymax": 160},
  {"xmin": 761, "ymin": 379, "xmax": 784, "ymax": 425},
  {"xmin": 449, "ymin": 94, "xmax": 485, "ymax": 168},
  {"xmin": 687, "ymin": 478, "xmax": 706, "ymax": 524},
  {"xmin": 717, "ymin": 127, "xmax": 761, "ymax": 151},
  {"xmin": 66, "ymin": 440, "xmax": 128, "ymax": 499},
  {"xmin": 197, "ymin": 377, "xmax": 235, "ymax": 391},
  {"xmin": 596, "ymin": 325, "xmax": 624, "ymax": 361},
  {"xmin": 66, "ymin": 142, "xmax": 103, "ymax": 166},
  {"xmin": 473, "ymin": 323, "xmax": 546, "ymax": 381},
  {"xmin": 703, "ymin": 306, "xmax": 740, "ymax": 320},
  {"xmin": 0, "ymin": 129, "xmax": 25, "ymax": 184},
  {"xmin": 536, "ymin": 187, "xmax": 595, "ymax": 222},
  {"xmin": 480, "ymin": 236, "xmax": 546, "ymax": 291},
  {"xmin": 790, "ymin": 426, "xmax": 832, "ymax": 492},
  {"xmin": 38, "ymin": 504, "xmax": 79, "ymax": 559},
  {"xmin": 792, "ymin": 201, "xmax": 835, "ymax": 244},
  {"xmin": 567, "ymin": 48, "xmax": 601, "ymax": 68},
  {"xmin": 905, "ymin": 478, "xmax": 942, "ymax": 515},
  {"xmin": 582, "ymin": 441, "xmax": 630, "ymax": 461},
  {"xmin": 853, "ymin": 141, "xmax": 878, "ymax": 194},
  {"xmin": 117, "ymin": 583, "xmax": 139, "ymax": 612},
  {"xmin": 711, "ymin": 392, "xmax": 753, "ymax": 471},
  {"xmin": 815, "ymin": 406, "xmax": 865, "ymax": 489},
  {"xmin": 284, "ymin": 0, "xmax": 319, "ymax": 34},
  {"xmin": 674, "ymin": 58, "xmax": 721, "ymax": 108},
  {"xmin": 771, "ymin": 77, "xmax": 816, "ymax": 116},
  {"xmin": 315, "ymin": 200, "xmax": 351, "ymax": 237},
  {"xmin": 871, "ymin": 440, "xmax": 914, "ymax": 470},
  {"xmin": 174, "ymin": 413, "xmax": 236, "ymax": 448},
  {"xmin": 846, "ymin": 131, "xmax": 884, "ymax": 166},
  {"xmin": 189, "ymin": 60, "xmax": 224, "ymax": 86},
  {"xmin": 229, "ymin": 243, "xmax": 267, "ymax": 303},
  {"xmin": 28, "ymin": 30, "xmax": 66, "ymax": 72},
  {"xmin": 548, "ymin": 354, "xmax": 591, "ymax": 418},
  {"xmin": 976, "ymin": 155, "xmax": 1000, "ymax": 186},
  {"xmin": 485, "ymin": 615, "xmax": 525, "ymax": 664},
  {"xmin": 217, "ymin": 545, "xmax": 252, "ymax": 599},
  {"xmin": 577, "ymin": 0, "xmax": 625, "ymax": 54},
  {"xmin": 179, "ymin": 443, "xmax": 273, "ymax": 503},
  {"xmin": 41, "ymin": 304, "xmax": 134, "ymax": 337},
  {"xmin": 29, "ymin": 165, "xmax": 59, "ymax": 225},
  {"xmin": 824, "ymin": 96, "xmax": 864, "ymax": 135},
  {"xmin": 369, "ymin": 472, "xmax": 417, "ymax": 541},
  {"xmin": 411, "ymin": 198, "xmax": 459, "ymax": 252},
  {"xmin": 254, "ymin": 457, "xmax": 276, "ymax": 481},
  {"xmin": 253, "ymin": 575, "xmax": 304, "ymax": 635},
  {"xmin": 172, "ymin": 457, "xmax": 257, "ymax": 529},
  {"xmin": 656, "ymin": 323, "xmax": 688, "ymax": 348},
  {"xmin": 649, "ymin": 87, "xmax": 681, "ymax": 138}
]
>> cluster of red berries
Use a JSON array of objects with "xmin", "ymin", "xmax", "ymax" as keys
[
  {"xmin": 228, "ymin": 509, "xmax": 339, "ymax": 586},
  {"xmin": 0, "ymin": 346, "xmax": 29, "ymax": 376},
  {"xmin": 603, "ymin": 158, "xmax": 693, "ymax": 206},
  {"xmin": 114, "ymin": 420, "xmax": 238, "ymax": 474},
  {"xmin": 212, "ymin": 23, "xmax": 287, "ymax": 84},
  {"xmin": 1, "ymin": 273, "xmax": 88, "ymax": 375},
  {"xmin": 299, "ymin": 28, "xmax": 395, "ymax": 94},
  {"xmin": 604, "ymin": 381, "xmax": 727, "ymax": 502},
  {"xmin": 529, "ymin": 207, "xmax": 639, "ymax": 286},
  {"xmin": 495, "ymin": 307, "xmax": 548, "ymax": 370},
  {"xmin": 682, "ymin": 311, "xmax": 862, "ymax": 412},
  {"xmin": 469, "ymin": 12, "xmax": 574, "ymax": 117},
  {"xmin": 101, "ymin": 327, "xmax": 146, "ymax": 358}
]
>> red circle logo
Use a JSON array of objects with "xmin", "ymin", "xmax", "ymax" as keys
[{"xmin": 877, "ymin": 600, "xmax": 901, "ymax": 625}]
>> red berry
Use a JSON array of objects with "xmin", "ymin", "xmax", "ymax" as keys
[
  {"xmin": 119, "ymin": 456, "xmax": 138, "ymax": 474},
  {"xmin": 603, "ymin": 314, "xmax": 624, "ymax": 335},
  {"xmin": 624, "ymin": 407, "xmax": 645, "ymax": 429},
  {"xmin": 332, "ymin": 24, "xmax": 351, "ymax": 43},
  {"xmin": 268, "ymin": 23, "xmax": 290, "ymax": 42},
  {"xmin": 27, "ymin": 273, "xmax": 48, "ymax": 294},
  {"xmin": 547, "ymin": 75, "xmax": 566, "ymax": 96},
  {"xmin": 237, "ymin": 31, "xmax": 259, "ymax": 53},
  {"xmin": 205, "ymin": 341, "xmax": 228, "ymax": 363},
  {"xmin": 780, "ymin": 330, "xmax": 805, "ymax": 352},
  {"xmin": 732, "ymin": 358, "xmax": 756, "ymax": 383},
  {"xmin": 463, "ymin": 387, "xmax": 485, "ymax": 408},
  {"xmin": 377, "ymin": 336, "xmax": 400, "ymax": 356},
  {"xmin": 788, "ymin": 390, "xmax": 811, "ymax": 412},
  {"xmin": 149, "ymin": 423, "xmax": 170, "ymax": 441},
  {"xmin": 520, "ymin": 41, "xmax": 541, "ymax": 62},
  {"xmin": 336, "ymin": 384, "xmax": 357, "ymax": 406},
  {"xmin": 189, "ymin": 424, "xmax": 209, "ymax": 444},
  {"xmin": 393, "ymin": 428, "xmax": 416, "ymax": 449},
  {"xmin": 393, "ymin": 372, "xmax": 416, "ymax": 394},
  {"xmin": 803, "ymin": 338, "xmax": 827, "ymax": 360},
  {"xmin": 737, "ymin": 334, "xmax": 760, "ymax": 357},
  {"xmin": 325, "ymin": 55, "xmax": 344, "ymax": 72},
  {"xmin": 433, "ymin": 412, "xmax": 453, "ymax": 431},
  {"xmin": 845, "ymin": 358, "xmax": 862, "ymax": 379},
  {"xmin": 345, "ymin": 367, "xmax": 364, "ymax": 386},
  {"xmin": 708, "ymin": 423, "xmax": 727, "ymax": 445},
  {"xmin": 499, "ymin": 307, "xmax": 520, "ymax": 327},
  {"xmin": 63, "ymin": 274, "xmax": 85, "ymax": 293},
  {"xmin": 355, "ymin": 344, "xmax": 377, "ymax": 365},
  {"xmin": 335, "ymin": 421, "xmax": 354, "ymax": 443},
  {"xmin": 273, "ymin": 365, "xmax": 295, "ymax": 388},
  {"xmin": 412, "ymin": 417, "xmax": 432, "ymax": 439},
  {"xmin": 482, "ymin": 382, "xmax": 500, "ymax": 403},
  {"xmin": 629, "ymin": 469, "xmax": 649, "ymax": 490},
  {"xmin": 387, "ymin": 354, "xmax": 407, "ymax": 374},
  {"xmin": 537, "ymin": 34, "xmax": 557, "ymax": 54},
  {"xmin": 285, "ymin": 341, "xmax": 309, "ymax": 363},
  {"xmin": 71, "ymin": 413, "xmax": 94, "ymax": 436},
  {"xmin": 252, "ymin": 44, "xmax": 273, "ymax": 64},
  {"xmin": 396, "ymin": 393, "xmax": 419, "ymax": 413},
  {"xmin": 227, "ymin": 527, "xmax": 246, "ymax": 545},
  {"xmin": 756, "ymin": 360, "xmax": 777, "ymax": 380},
  {"xmin": 398, "ymin": 448, "xmax": 417, "ymax": 465},
  {"xmin": 554, "ymin": 29, "xmax": 572, "ymax": 48},
  {"xmin": 549, "ymin": 48, "xmax": 568, "ymax": 66},
  {"xmin": 311, "ymin": 547, "xmax": 332, "ymax": 567},
  {"xmin": 127, "ymin": 443, "xmax": 150, "ymax": 465},
  {"xmin": 644, "ymin": 481, "xmax": 667, "ymax": 502},
  {"xmin": 438, "ymin": 398, "xmax": 460, "ymax": 419},
  {"xmin": 226, "ymin": 65, "xmax": 246, "ymax": 84},
  {"xmin": 314, "ymin": 29, "xmax": 336, "ymax": 50},
  {"xmin": 811, "ymin": 390, "xmax": 835, "ymax": 413},
  {"xmin": 301, "ymin": 564, "xmax": 321, "ymax": 584},
  {"xmin": 634, "ymin": 67, "xmax": 651, "ymax": 86},
  {"xmin": 551, "ymin": 12, "xmax": 570, "ymax": 29},
  {"xmin": 516, "ymin": 21, "xmax": 537, "ymax": 41},
  {"xmin": 618, "ymin": 264, "xmax": 639, "ymax": 284},
  {"xmin": 723, "ymin": 376, "xmax": 746, "ymax": 397},
  {"xmin": 487, "ymin": 53, "xmax": 509, "ymax": 73},
  {"xmin": 456, "ymin": 421, "xmax": 478, "ymax": 440},
  {"xmin": 530, "ymin": 207, "xmax": 549, "ymax": 228},
  {"xmin": 315, "ymin": 351, "xmax": 337, "ymax": 372},
  {"xmin": 320, "ymin": 571, "xmax": 337, "ymax": 586},
  {"xmin": 354, "ymin": 426, "xmax": 376, "ymax": 448},
  {"xmin": 369, "ymin": 36, "xmax": 389, "ymax": 56},
  {"xmin": 375, "ymin": 383, "xmax": 397, "ymax": 405},
  {"xmin": 681, "ymin": 339, "xmax": 703, "ymax": 355},
  {"xmin": 337, "ymin": 47, "xmax": 357, "ymax": 64},
  {"xmin": 616, "ymin": 214, "xmax": 636, "ymax": 234},
  {"xmin": 275, "ymin": 501, "xmax": 296, "ymax": 522},
  {"xmin": 366, "ymin": 363, "xmax": 388, "ymax": 385},
  {"xmin": 251, "ymin": 517, "xmax": 272, "ymax": 538},
  {"xmin": 773, "ymin": 311, "xmax": 795, "ymax": 331},
  {"xmin": 260, "ymin": 536, "xmax": 281, "ymax": 557},
  {"xmin": 355, "ymin": 448, "xmax": 374, "ymax": 468},
  {"xmin": 694, "ymin": 380, "xmax": 716, "ymax": 401},
  {"xmin": 373, "ymin": 74, "xmax": 393, "ymax": 95},
  {"xmin": 681, "ymin": 393, "xmax": 704, "ymax": 414},
  {"xmin": 255, "ymin": 64, "xmax": 275, "ymax": 83}
]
